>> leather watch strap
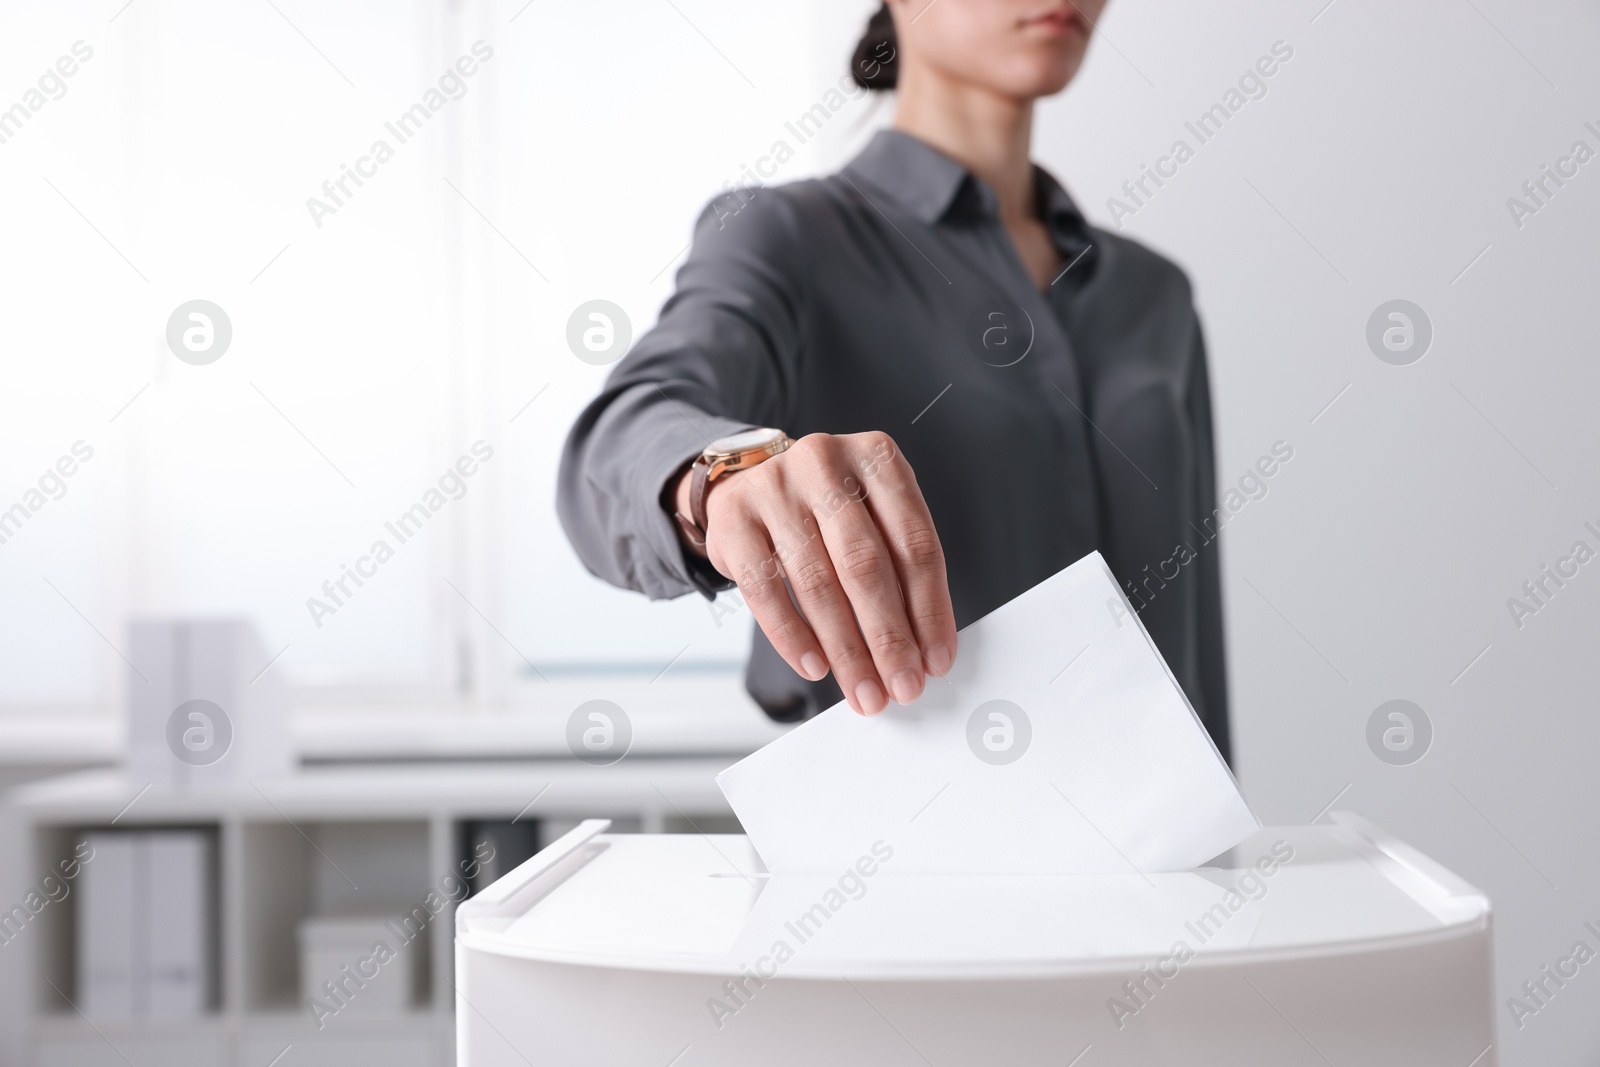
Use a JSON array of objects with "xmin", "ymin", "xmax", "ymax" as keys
[{"xmin": 688, "ymin": 458, "xmax": 712, "ymax": 535}]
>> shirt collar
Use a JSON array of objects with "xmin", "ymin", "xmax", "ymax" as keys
[
  {"xmin": 845, "ymin": 129, "xmax": 972, "ymax": 224},
  {"xmin": 1032, "ymin": 165, "xmax": 1098, "ymax": 276},
  {"xmin": 845, "ymin": 129, "xmax": 1097, "ymax": 273}
]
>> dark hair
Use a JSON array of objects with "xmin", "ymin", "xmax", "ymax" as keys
[{"xmin": 851, "ymin": 4, "xmax": 899, "ymax": 91}]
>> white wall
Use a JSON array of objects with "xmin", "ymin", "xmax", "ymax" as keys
[{"xmin": 1029, "ymin": 1, "xmax": 1599, "ymax": 1062}]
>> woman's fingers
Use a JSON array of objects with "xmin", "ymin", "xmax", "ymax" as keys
[
  {"xmin": 745, "ymin": 441, "xmax": 895, "ymax": 715},
  {"xmin": 699, "ymin": 430, "xmax": 957, "ymax": 715},
  {"xmin": 807, "ymin": 484, "xmax": 926, "ymax": 710},
  {"xmin": 854, "ymin": 435, "xmax": 958, "ymax": 677},
  {"xmin": 761, "ymin": 497, "xmax": 888, "ymax": 714},
  {"xmin": 705, "ymin": 505, "xmax": 830, "ymax": 687}
]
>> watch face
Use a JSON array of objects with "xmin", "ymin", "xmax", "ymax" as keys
[{"xmin": 708, "ymin": 427, "xmax": 786, "ymax": 456}]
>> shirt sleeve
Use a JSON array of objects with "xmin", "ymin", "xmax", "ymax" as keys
[
  {"xmin": 556, "ymin": 187, "xmax": 810, "ymax": 601},
  {"xmin": 1186, "ymin": 319, "xmax": 1232, "ymax": 767}
]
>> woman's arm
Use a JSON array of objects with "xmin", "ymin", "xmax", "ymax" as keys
[
  {"xmin": 557, "ymin": 188, "xmax": 957, "ymax": 715},
  {"xmin": 556, "ymin": 190, "xmax": 800, "ymax": 601}
]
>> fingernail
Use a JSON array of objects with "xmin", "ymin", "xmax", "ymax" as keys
[
  {"xmin": 800, "ymin": 651, "xmax": 828, "ymax": 681},
  {"xmin": 925, "ymin": 643, "xmax": 952, "ymax": 677},
  {"xmin": 890, "ymin": 669, "xmax": 923, "ymax": 705},
  {"xmin": 855, "ymin": 678, "xmax": 886, "ymax": 715}
]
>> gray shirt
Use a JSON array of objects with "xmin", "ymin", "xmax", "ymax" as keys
[{"xmin": 558, "ymin": 129, "xmax": 1230, "ymax": 763}]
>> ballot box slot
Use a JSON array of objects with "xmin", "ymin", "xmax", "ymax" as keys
[
  {"xmin": 1329, "ymin": 811, "xmax": 1491, "ymax": 927},
  {"xmin": 457, "ymin": 819, "xmax": 610, "ymax": 931}
]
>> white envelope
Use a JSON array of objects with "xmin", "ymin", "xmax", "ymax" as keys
[{"xmin": 717, "ymin": 551, "xmax": 1258, "ymax": 876}]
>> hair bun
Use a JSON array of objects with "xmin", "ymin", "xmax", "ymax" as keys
[{"xmin": 851, "ymin": 4, "xmax": 899, "ymax": 91}]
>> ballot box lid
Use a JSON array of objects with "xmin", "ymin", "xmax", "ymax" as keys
[{"xmin": 455, "ymin": 812, "xmax": 1489, "ymax": 980}]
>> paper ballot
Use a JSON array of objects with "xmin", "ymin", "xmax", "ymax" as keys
[{"xmin": 717, "ymin": 551, "xmax": 1259, "ymax": 876}]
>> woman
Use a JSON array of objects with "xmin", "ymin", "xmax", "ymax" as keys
[{"xmin": 558, "ymin": 0, "xmax": 1230, "ymax": 762}]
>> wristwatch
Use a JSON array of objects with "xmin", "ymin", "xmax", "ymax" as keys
[{"xmin": 674, "ymin": 427, "xmax": 792, "ymax": 545}]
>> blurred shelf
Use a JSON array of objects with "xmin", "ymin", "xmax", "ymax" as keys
[
  {"xmin": 3, "ymin": 755, "xmax": 745, "ymax": 1067},
  {"xmin": 7, "ymin": 760, "xmax": 736, "ymax": 823},
  {"xmin": 31, "ymin": 1009, "xmax": 446, "ymax": 1033},
  {"xmin": 0, "ymin": 674, "xmax": 788, "ymax": 771},
  {"xmin": 0, "ymin": 715, "xmax": 119, "ymax": 767}
]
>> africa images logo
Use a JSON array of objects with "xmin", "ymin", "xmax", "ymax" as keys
[
  {"xmin": 165, "ymin": 300, "xmax": 232, "ymax": 365},
  {"xmin": 166, "ymin": 700, "xmax": 232, "ymax": 766},
  {"xmin": 566, "ymin": 700, "xmax": 632, "ymax": 767},
  {"xmin": 565, "ymin": 300, "xmax": 633, "ymax": 366},
  {"xmin": 966, "ymin": 700, "xmax": 1031, "ymax": 765},
  {"xmin": 1365, "ymin": 299, "xmax": 1432, "ymax": 366},
  {"xmin": 963, "ymin": 297, "xmax": 1034, "ymax": 367},
  {"xmin": 1365, "ymin": 699, "xmax": 1431, "ymax": 766}
]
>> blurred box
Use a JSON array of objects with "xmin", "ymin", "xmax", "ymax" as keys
[
  {"xmin": 76, "ymin": 833, "xmax": 137, "ymax": 1019},
  {"xmin": 146, "ymin": 832, "xmax": 214, "ymax": 1017},
  {"xmin": 77, "ymin": 830, "xmax": 215, "ymax": 1019},
  {"xmin": 126, "ymin": 618, "xmax": 291, "ymax": 787},
  {"xmin": 299, "ymin": 917, "xmax": 413, "ymax": 1018}
]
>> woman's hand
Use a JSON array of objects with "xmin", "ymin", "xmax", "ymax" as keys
[{"xmin": 672, "ymin": 431, "xmax": 957, "ymax": 715}]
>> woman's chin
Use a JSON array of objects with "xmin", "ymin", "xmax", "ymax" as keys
[{"xmin": 991, "ymin": 55, "xmax": 1082, "ymax": 100}]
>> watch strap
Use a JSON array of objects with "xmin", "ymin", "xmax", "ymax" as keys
[{"xmin": 689, "ymin": 457, "xmax": 712, "ymax": 535}]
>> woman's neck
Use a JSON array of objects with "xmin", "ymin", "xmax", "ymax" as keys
[{"xmin": 893, "ymin": 63, "xmax": 1037, "ymax": 223}]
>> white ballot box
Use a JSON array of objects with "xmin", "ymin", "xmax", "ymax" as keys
[{"xmin": 455, "ymin": 813, "xmax": 1495, "ymax": 1067}]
